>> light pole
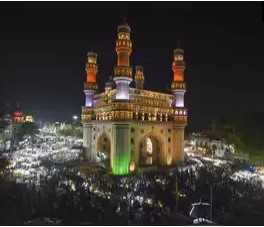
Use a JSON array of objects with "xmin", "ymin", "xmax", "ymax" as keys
[{"xmin": 72, "ymin": 115, "xmax": 78, "ymax": 125}]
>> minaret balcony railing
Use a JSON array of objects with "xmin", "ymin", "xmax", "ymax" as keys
[
  {"xmin": 82, "ymin": 104, "xmax": 188, "ymax": 124},
  {"xmin": 171, "ymin": 81, "xmax": 186, "ymax": 90},
  {"xmin": 114, "ymin": 66, "xmax": 132, "ymax": 77},
  {"xmin": 174, "ymin": 107, "xmax": 187, "ymax": 116},
  {"xmin": 86, "ymin": 63, "xmax": 97, "ymax": 70},
  {"xmin": 172, "ymin": 61, "xmax": 185, "ymax": 68},
  {"xmin": 84, "ymin": 82, "xmax": 97, "ymax": 90},
  {"xmin": 116, "ymin": 40, "xmax": 132, "ymax": 48}
]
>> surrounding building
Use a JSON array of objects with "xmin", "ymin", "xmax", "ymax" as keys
[
  {"xmin": 24, "ymin": 115, "xmax": 34, "ymax": 123},
  {"xmin": 13, "ymin": 107, "xmax": 24, "ymax": 124},
  {"xmin": 82, "ymin": 22, "xmax": 188, "ymax": 175},
  {"xmin": 12, "ymin": 104, "xmax": 34, "ymax": 124},
  {"xmin": 187, "ymin": 133, "xmax": 235, "ymax": 158}
]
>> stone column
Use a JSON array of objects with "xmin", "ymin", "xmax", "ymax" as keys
[
  {"xmin": 172, "ymin": 125, "xmax": 185, "ymax": 163},
  {"xmin": 111, "ymin": 123, "xmax": 131, "ymax": 175},
  {"xmin": 83, "ymin": 124, "xmax": 97, "ymax": 162}
]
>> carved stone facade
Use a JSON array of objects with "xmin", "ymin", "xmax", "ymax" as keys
[
  {"xmin": 82, "ymin": 22, "xmax": 188, "ymax": 175},
  {"xmin": 83, "ymin": 121, "xmax": 185, "ymax": 175}
]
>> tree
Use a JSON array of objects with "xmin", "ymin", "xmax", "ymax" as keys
[{"xmin": 14, "ymin": 122, "xmax": 39, "ymax": 142}]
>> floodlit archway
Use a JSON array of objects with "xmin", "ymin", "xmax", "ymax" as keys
[
  {"xmin": 139, "ymin": 135, "xmax": 162, "ymax": 166},
  {"xmin": 96, "ymin": 133, "xmax": 111, "ymax": 168}
]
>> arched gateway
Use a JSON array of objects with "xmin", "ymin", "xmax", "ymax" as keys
[
  {"xmin": 139, "ymin": 134, "xmax": 163, "ymax": 166},
  {"xmin": 96, "ymin": 133, "xmax": 111, "ymax": 168},
  {"xmin": 82, "ymin": 22, "xmax": 188, "ymax": 175}
]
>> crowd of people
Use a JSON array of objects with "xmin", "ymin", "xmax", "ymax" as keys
[
  {"xmin": 1, "ymin": 159, "xmax": 264, "ymax": 225},
  {"xmin": 0, "ymin": 126, "xmax": 264, "ymax": 225},
  {"xmin": 2, "ymin": 131, "xmax": 82, "ymax": 185}
]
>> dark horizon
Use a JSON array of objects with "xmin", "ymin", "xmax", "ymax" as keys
[{"xmin": 1, "ymin": 2, "xmax": 264, "ymax": 130}]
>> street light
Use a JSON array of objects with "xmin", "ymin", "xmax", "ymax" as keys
[{"xmin": 72, "ymin": 115, "xmax": 79, "ymax": 125}]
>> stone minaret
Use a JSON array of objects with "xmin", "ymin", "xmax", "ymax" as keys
[
  {"xmin": 84, "ymin": 52, "xmax": 98, "ymax": 107},
  {"xmin": 171, "ymin": 47, "xmax": 187, "ymax": 163},
  {"xmin": 113, "ymin": 22, "xmax": 133, "ymax": 100},
  {"xmin": 171, "ymin": 48, "xmax": 186, "ymax": 107},
  {"xmin": 135, "ymin": 65, "xmax": 144, "ymax": 89}
]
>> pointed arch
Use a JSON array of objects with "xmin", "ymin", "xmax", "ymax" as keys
[{"xmin": 138, "ymin": 133, "xmax": 164, "ymax": 166}]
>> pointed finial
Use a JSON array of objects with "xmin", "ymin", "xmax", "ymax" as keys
[
  {"xmin": 122, "ymin": 17, "xmax": 129, "ymax": 27},
  {"xmin": 123, "ymin": 17, "xmax": 127, "ymax": 24},
  {"xmin": 177, "ymin": 40, "xmax": 181, "ymax": 48}
]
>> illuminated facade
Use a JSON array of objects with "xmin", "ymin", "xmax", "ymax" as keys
[
  {"xmin": 13, "ymin": 111, "xmax": 24, "ymax": 124},
  {"xmin": 82, "ymin": 22, "xmax": 188, "ymax": 175},
  {"xmin": 12, "ymin": 104, "xmax": 34, "ymax": 124},
  {"xmin": 13, "ymin": 105, "xmax": 24, "ymax": 124},
  {"xmin": 25, "ymin": 115, "xmax": 34, "ymax": 123}
]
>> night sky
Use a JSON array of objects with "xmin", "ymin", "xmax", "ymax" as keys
[{"xmin": 0, "ymin": 2, "xmax": 263, "ymax": 130}]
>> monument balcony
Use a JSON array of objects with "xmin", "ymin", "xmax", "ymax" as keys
[
  {"xmin": 81, "ymin": 106, "xmax": 94, "ymax": 123},
  {"xmin": 114, "ymin": 66, "xmax": 132, "ymax": 77},
  {"xmin": 84, "ymin": 82, "xmax": 97, "ymax": 90},
  {"xmin": 83, "ymin": 98, "xmax": 187, "ymax": 123},
  {"xmin": 172, "ymin": 61, "xmax": 185, "ymax": 68},
  {"xmin": 85, "ymin": 63, "xmax": 97, "ymax": 70},
  {"xmin": 171, "ymin": 81, "xmax": 186, "ymax": 90},
  {"xmin": 174, "ymin": 107, "xmax": 187, "ymax": 116},
  {"xmin": 81, "ymin": 114, "xmax": 93, "ymax": 123},
  {"xmin": 116, "ymin": 40, "xmax": 132, "ymax": 50},
  {"xmin": 92, "ymin": 108, "xmax": 187, "ymax": 123},
  {"xmin": 173, "ymin": 107, "xmax": 188, "ymax": 125}
]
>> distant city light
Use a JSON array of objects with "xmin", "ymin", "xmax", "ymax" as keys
[{"xmin": 72, "ymin": 115, "xmax": 78, "ymax": 120}]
